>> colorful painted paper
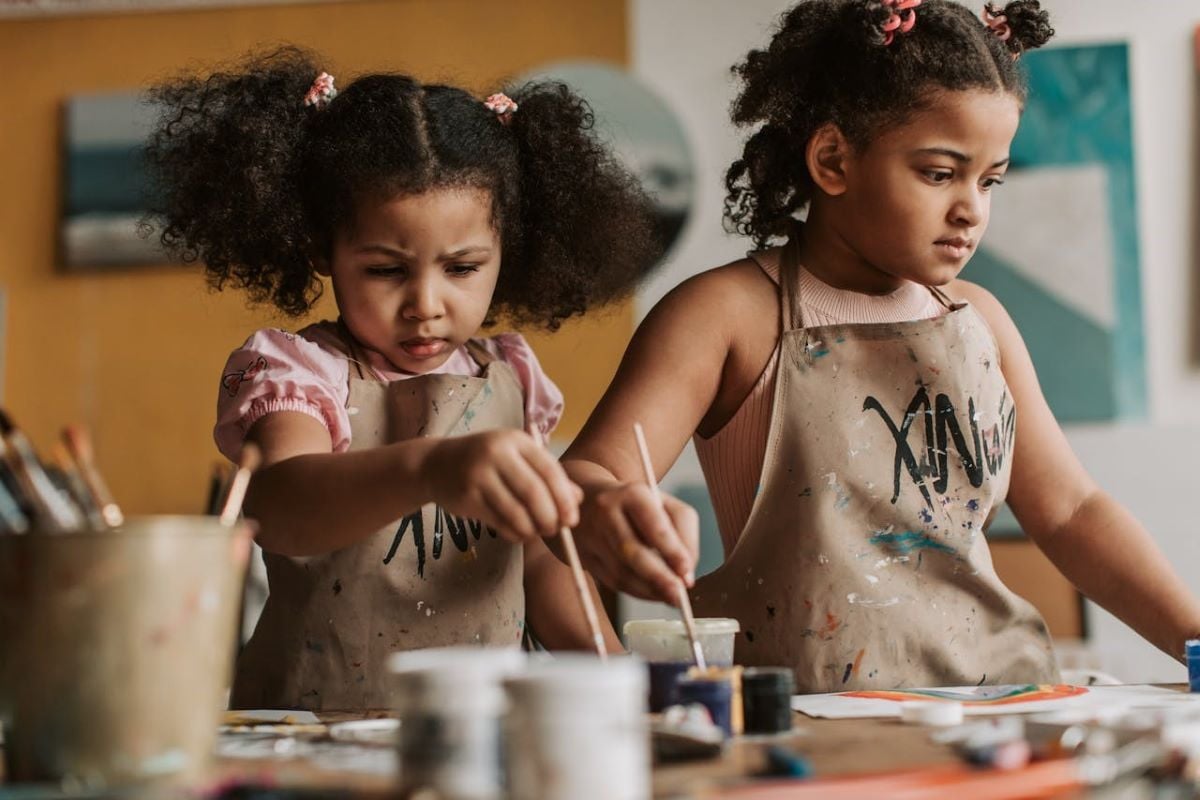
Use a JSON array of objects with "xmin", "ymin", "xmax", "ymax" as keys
[{"xmin": 792, "ymin": 683, "xmax": 1200, "ymax": 720}]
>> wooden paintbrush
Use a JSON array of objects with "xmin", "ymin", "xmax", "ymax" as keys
[
  {"xmin": 219, "ymin": 442, "xmax": 261, "ymax": 526},
  {"xmin": 528, "ymin": 424, "xmax": 608, "ymax": 661},
  {"xmin": 49, "ymin": 442, "xmax": 106, "ymax": 529},
  {"xmin": 60, "ymin": 424, "xmax": 124, "ymax": 528},
  {"xmin": 0, "ymin": 410, "xmax": 83, "ymax": 532},
  {"xmin": 633, "ymin": 422, "xmax": 707, "ymax": 670},
  {"xmin": 0, "ymin": 461, "xmax": 30, "ymax": 534}
]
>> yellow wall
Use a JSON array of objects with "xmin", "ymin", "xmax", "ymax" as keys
[{"xmin": 0, "ymin": 0, "xmax": 632, "ymax": 514}]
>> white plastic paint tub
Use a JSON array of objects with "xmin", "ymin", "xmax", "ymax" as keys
[
  {"xmin": 623, "ymin": 617, "xmax": 740, "ymax": 665},
  {"xmin": 388, "ymin": 646, "xmax": 525, "ymax": 800},
  {"xmin": 504, "ymin": 654, "xmax": 649, "ymax": 800}
]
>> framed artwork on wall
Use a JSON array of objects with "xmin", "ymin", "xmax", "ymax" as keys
[
  {"xmin": 962, "ymin": 42, "xmax": 1146, "ymax": 422},
  {"xmin": 60, "ymin": 90, "xmax": 167, "ymax": 269}
]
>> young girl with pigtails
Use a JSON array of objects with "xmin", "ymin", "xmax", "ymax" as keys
[
  {"xmin": 146, "ymin": 47, "xmax": 658, "ymax": 709},
  {"xmin": 564, "ymin": 0, "xmax": 1200, "ymax": 691}
]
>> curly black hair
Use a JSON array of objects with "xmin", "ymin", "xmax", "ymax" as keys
[
  {"xmin": 144, "ymin": 46, "xmax": 662, "ymax": 328},
  {"xmin": 724, "ymin": 0, "xmax": 1054, "ymax": 246}
]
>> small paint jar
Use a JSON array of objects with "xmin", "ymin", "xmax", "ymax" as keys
[
  {"xmin": 1187, "ymin": 639, "xmax": 1200, "ymax": 692},
  {"xmin": 676, "ymin": 675, "xmax": 734, "ymax": 737},
  {"xmin": 389, "ymin": 647, "xmax": 525, "ymax": 800},
  {"xmin": 646, "ymin": 660, "xmax": 692, "ymax": 712},
  {"xmin": 505, "ymin": 654, "xmax": 649, "ymax": 800},
  {"xmin": 742, "ymin": 667, "xmax": 795, "ymax": 735}
]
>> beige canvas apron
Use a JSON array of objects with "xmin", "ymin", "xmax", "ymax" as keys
[
  {"xmin": 231, "ymin": 335, "xmax": 526, "ymax": 710},
  {"xmin": 692, "ymin": 237, "xmax": 1059, "ymax": 692}
]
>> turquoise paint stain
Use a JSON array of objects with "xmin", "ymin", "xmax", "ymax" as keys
[
  {"xmin": 868, "ymin": 530, "xmax": 956, "ymax": 556},
  {"xmin": 811, "ymin": 348, "xmax": 830, "ymax": 359}
]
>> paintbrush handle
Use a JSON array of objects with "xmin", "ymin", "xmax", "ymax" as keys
[
  {"xmin": 2, "ymin": 434, "xmax": 83, "ymax": 532},
  {"xmin": 61, "ymin": 426, "xmax": 123, "ymax": 527},
  {"xmin": 219, "ymin": 443, "xmax": 261, "ymax": 527},
  {"xmin": 633, "ymin": 422, "xmax": 707, "ymax": 669},
  {"xmin": 525, "ymin": 423, "xmax": 608, "ymax": 660},
  {"xmin": 559, "ymin": 525, "xmax": 609, "ymax": 661}
]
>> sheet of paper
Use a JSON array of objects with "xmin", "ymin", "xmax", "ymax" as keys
[{"xmin": 792, "ymin": 684, "xmax": 1200, "ymax": 719}]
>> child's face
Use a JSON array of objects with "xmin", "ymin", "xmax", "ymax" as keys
[
  {"xmin": 325, "ymin": 187, "xmax": 501, "ymax": 374},
  {"xmin": 834, "ymin": 89, "xmax": 1021, "ymax": 288}
]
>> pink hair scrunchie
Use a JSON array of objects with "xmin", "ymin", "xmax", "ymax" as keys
[
  {"xmin": 303, "ymin": 72, "xmax": 337, "ymax": 110},
  {"xmin": 483, "ymin": 93, "xmax": 518, "ymax": 126},
  {"xmin": 880, "ymin": 0, "xmax": 922, "ymax": 46},
  {"xmin": 982, "ymin": 5, "xmax": 1013, "ymax": 41}
]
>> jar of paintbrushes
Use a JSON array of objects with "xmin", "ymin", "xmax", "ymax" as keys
[{"xmin": 0, "ymin": 411, "xmax": 257, "ymax": 788}]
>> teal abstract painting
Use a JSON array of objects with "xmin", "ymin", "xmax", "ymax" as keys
[{"xmin": 963, "ymin": 43, "xmax": 1145, "ymax": 421}]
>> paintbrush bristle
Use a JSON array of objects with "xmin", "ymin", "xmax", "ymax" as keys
[{"xmin": 0, "ymin": 408, "xmax": 15, "ymax": 436}]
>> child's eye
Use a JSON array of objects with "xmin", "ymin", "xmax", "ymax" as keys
[
  {"xmin": 448, "ymin": 264, "xmax": 480, "ymax": 277},
  {"xmin": 923, "ymin": 170, "xmax": 953, "ymax": 183},
  {"xmin": 981, "ymin": 177, "xmax": 1006, "ymax": 190},
  {"xmin": 366, "ymin": 265, "xmax": 405, "ymax": 277}
]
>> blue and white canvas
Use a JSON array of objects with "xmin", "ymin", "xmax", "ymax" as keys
[
  {"xmin": 61, "ymin": 90, "xmax": 166, "ymax": 269},
  {"xmin": 963, "ymin": 42, "xmax": 1145, "ymax": 421}
]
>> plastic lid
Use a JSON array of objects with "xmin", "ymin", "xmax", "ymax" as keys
[
  {"xmin": 507, "ymin": 653, "xmax": 645, "ymax": 688},
  {"xmin": 623, "ymin": 617, "xmax": 740, "ymax": 636},
  {"xmin": 742, "ymin": 667, "xmax": 795, "ymax": 693},
  {"xmin": 388, "ymin": 646, "xmax": 525, "ymax": 715}
]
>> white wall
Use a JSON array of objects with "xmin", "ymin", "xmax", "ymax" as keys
[{"xmin": 628, "ymin": 0, "xmax": 1200, "ymax": 682}]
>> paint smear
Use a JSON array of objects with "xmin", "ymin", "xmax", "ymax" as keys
[
  {"xmin": 868, "ymin": 530, "xmax": 955, "ymax": 556},
  {"xmin": 847, "ymin": 593, "xmax": 901, "ymax": 608}
]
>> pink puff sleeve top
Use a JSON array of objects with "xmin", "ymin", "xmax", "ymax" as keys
[{"xmin": 214, "ymin": 321, "xmax": 564, "ymax": 461}]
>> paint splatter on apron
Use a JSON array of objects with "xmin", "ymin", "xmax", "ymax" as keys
[
  {"xmin": 692, "ymin": 236, "xmax": 1058, "ymax": 693},
  {"xmin": 231, "ymin": 336, "xmax": 526, "ymax": 710}
]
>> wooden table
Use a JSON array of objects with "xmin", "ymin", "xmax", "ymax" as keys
[
  {"xmin": 199, "ymin": 709, "xmax": 970, "ymax": 799},
  {"xmin": 0, "ymin": 706, "xmax": 1126, "ymax": 798}
]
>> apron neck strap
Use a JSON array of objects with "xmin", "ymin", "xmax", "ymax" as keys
[
  {"xmin": 927, "ymin": 284, "xmax": 957, "ymax": 310},
  {"xmin": 779, "ymin": 228, "xmax": 807, "ymax": 332}
]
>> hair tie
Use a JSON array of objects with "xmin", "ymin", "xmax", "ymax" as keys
[
  {"xmin": 483, "ymin": 92, "xmax": 518, "ymax": 125},
  {"xmin": 303, "ymin": 72, "xmax": 337, "ymax": 110},
  {"xmin": 982, "ymin": 5, "xmax": 1013, "ymax": 41},
  {"xmin": 880, "ymin": 0, "xmax": 922, "ymax": 46}
]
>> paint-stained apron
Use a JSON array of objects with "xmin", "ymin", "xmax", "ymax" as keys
[
  {"xmin": 231, "ymin": 337, "xmax": 526, "ymax": 710},
  {"xmin": 691, "ymin": 236, "xmax": 1059, "ymax": 692}
]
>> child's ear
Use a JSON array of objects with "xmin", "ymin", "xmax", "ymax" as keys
[{"xmin": 806, "ymin": 123, "xmax": 851, "ymax": 197}]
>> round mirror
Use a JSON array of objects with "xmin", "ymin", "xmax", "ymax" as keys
[{"xmin": 514, "ymin": 61, "xmax": 694, "ymax": 261}]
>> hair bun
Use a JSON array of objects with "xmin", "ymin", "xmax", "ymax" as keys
[{"xmin": 986, "ymin": 1, "xmax": 1054, "ymax": 56}]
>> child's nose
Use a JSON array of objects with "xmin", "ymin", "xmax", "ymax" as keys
[
  {"xmin": 950, "ymin": 191, "xmax": 984, "ymax": 228},
  {"xmin": 402, "ymin": 279, "xmax": 445, "ymax": 320}
]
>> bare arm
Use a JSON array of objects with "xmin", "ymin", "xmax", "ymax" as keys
[
  {"xmin": 954, "ymin": 280, "xmax": 1200, "ymax": 661},
  {"xmin": 244, "ymin": 411, "xmax": 581, "ymax": 557},
  {"xmin": 562, "ymin": 268, "xmax": 748, "ymax": 602},
  {"xmin": 522, "ymin": 536, "xmax": 623, "ymax": 653}
]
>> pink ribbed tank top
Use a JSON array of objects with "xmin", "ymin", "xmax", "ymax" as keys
[{"xmin": 693, "ymin": 248, "xmax": 948, "ymax": 554}]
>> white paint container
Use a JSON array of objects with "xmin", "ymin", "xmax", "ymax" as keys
[
  {"xmin": 388, "ymin": 647, "xmax": 525, "ymax": 800},
  {"xmin": 623, "ymin": 617, "xmax": 740, "ymax": 665},
  {"xmin": 504, "ymin": 654, "xmax": 650, "ymax": 800}
]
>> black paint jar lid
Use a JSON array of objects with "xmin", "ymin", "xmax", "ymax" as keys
[{"xmin": 742, "ymin": 667, "xmax": 794, "ymax": 694}]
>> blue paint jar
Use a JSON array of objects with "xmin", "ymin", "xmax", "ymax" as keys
[
  {"xmin": 646, "ymin": 661, "xmax": 692, "ymax": 712},
  {"xmin": 1187, "ymin": 639, "xmax": 1200, "ymax": 692},
  {"xmin": 676, "ymin": 676, "xmax": 733, "ymax": 737}
]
